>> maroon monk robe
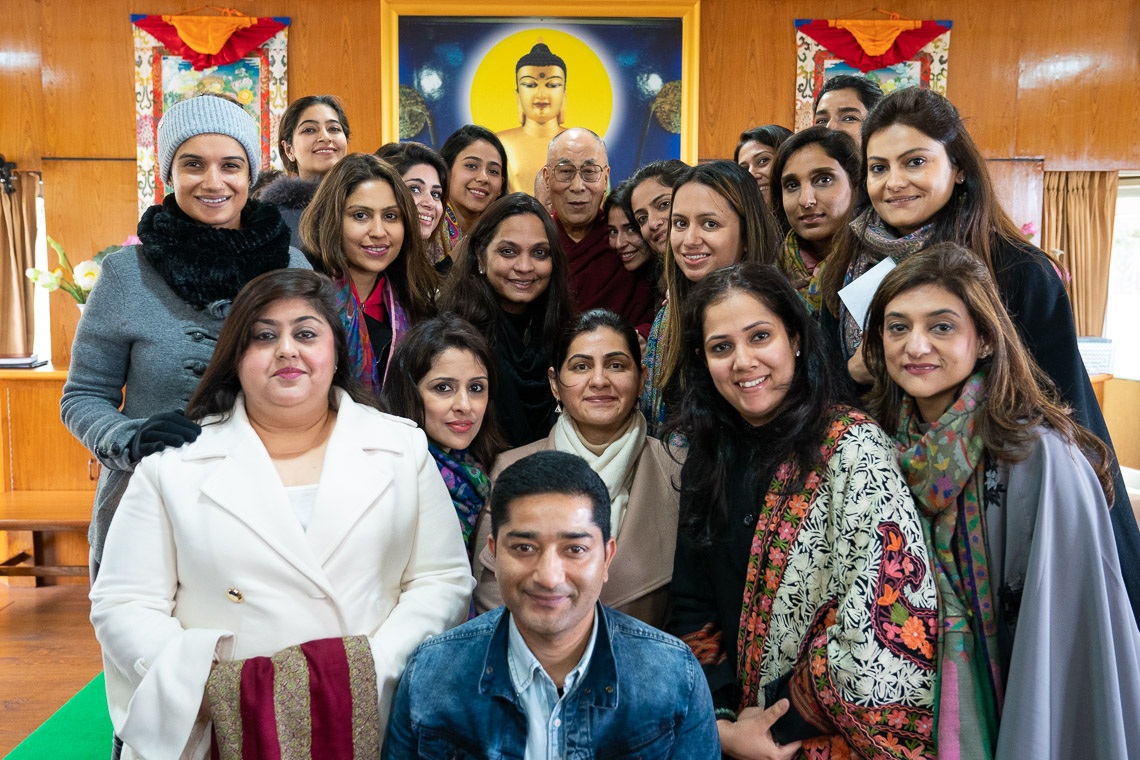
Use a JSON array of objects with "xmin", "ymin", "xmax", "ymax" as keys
[{"xmin": 555, "ymin": 210, "xmax": 659, "ymax": 337}]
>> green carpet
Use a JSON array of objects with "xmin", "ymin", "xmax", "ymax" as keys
[{"xmin": 5, "ymin": 673, "xmax": 111, "ymax": 760}]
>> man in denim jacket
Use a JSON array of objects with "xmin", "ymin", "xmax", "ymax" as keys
[{"xmin": 384, "ymin": 450, "xmax": 719, "ymax": 758}]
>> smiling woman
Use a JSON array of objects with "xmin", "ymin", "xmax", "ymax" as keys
[
  {"xmin": 300, "ymin": 153, "xmax": 439, "ymax": 395},
  {"xmin": 383, "ymin": 313, "xmax": 508, "ymax": 559},
  {"xmin": 89, "ymin": 269, "xmax": 473, "ymax": 759},
  {"xmin": 439, "ymin": 125, "xmax": 510, "ymax": 255},
  {"xmin": 472, "ymin": 309, "xmax": 683, "ymax": 628},
  {"xmin": 643, "ymin": 160, "xmax": 780, "ymax": 435},
  {"xmin": 439, "ymin": 193, "xmax": 574, "ymax": 447},
  {"xmin": 815, "ymin": 88, "xmax": 1140, "ymax": 623},
  {"xmin": 257, "ymin": 95, "xmax": 352, "ymax": 248},
  {"xmin": 61, "ymin": 93, "xmax": 309, "ymax": 576},
  {"xmin": 665, "ymin": 262, "xmax": 939, "ymax": 760},
  {"xmin": 375, "ymin": 141, "xmax": 453, "ymax": 276},
  {"xmin": 861, "ymin": 244, "xmax": 1140, "ymax": 758}
]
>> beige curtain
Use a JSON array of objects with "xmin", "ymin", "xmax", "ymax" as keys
[
  {"xmin": 1041, "ymin": 171, "xmax": 1119, "ymax": 336},
  {"xmin": 0, "ymin": 171, "xmax": 40, "ymax": 356}
]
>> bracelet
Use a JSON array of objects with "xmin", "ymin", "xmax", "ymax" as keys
[{"xmin": 715, "ymin": 707, "xmax": 738, "ymax": 723}]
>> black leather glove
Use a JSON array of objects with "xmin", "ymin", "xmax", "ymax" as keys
[{"xmin": 129, "ymin": 410, "xmax": 202, "ymax": 462}]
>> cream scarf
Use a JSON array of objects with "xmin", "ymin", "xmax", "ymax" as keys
[{"xmin": 552, "ymin": 411, "xmax": 647, "ymax": 538}]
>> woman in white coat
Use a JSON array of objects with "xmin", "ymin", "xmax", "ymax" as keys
[{"xmin": 89, "ymin": 269, "xmax": 473, "ymax": 759}]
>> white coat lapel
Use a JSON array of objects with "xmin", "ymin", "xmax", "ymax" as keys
[
  {"xmin": 304, "ymin": 393, "xmax": 397, "ymax": 566},
  {"xmin": 192, "ymin": 399, "xmax": 340, "ymax": 599}
]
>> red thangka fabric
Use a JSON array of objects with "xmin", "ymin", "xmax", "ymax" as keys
[
  {"xmin": 798, "ymin": 19, "xmax": 951, "ymax": 73},
  {"xmin": 132, "ymin": 15, "xmax": 286, "ymax": 70}
]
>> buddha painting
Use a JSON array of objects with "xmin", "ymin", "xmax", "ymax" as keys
[{"xmin": 496, "ymin": 42, "xmax": 567, "ymax": 195}]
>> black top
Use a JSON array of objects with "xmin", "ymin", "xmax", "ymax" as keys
[{"xmin": 492, "ymin": 310, "xmax": 557, "ymax": 448}]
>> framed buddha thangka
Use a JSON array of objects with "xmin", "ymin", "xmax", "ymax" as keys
[{"xmin": 381, "ymin": 1, "xmax": 698, "ymax": 189}]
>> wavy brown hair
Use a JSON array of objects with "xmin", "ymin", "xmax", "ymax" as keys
[
  {"xmin": 863, "ymin": 242, "xmax": 1113, "ymax": 502},
  {"xmin": 820, "ymin": 87, "xmax": 1036, "ymax": 317},
  {"xmin": 300, "ymin": 152, "xmax": 437, "ymax": 323},
  {"xmin": 658, "ymin": 161, "xmax": 782, "ymax": 400}
]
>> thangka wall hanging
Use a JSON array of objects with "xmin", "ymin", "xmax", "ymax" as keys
[
  {"xmin": 794, "ymin": 17, "xmax": 951, "ymax": 130},
  {"xmin": 131, "ymin": 13, "xmax": 289, "ymax": 216}
]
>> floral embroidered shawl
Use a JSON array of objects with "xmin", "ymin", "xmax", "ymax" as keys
[{"xmin": 735, "ymin": 407, "xmax": 939, "ymax": 759}]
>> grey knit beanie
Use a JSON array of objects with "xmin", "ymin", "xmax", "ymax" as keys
[{"xmin": 158, "ymin": 95, "xmax": 261, "ymax": 185}]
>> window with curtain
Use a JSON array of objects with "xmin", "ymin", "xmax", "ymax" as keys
[{"xmin": 1104, "ymin": 174, "xmax": 1140, "ymax": 380}]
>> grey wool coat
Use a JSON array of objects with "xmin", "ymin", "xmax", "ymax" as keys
[{"xmin": 61, "ymin": 245, "xmax": 310, "ymax": 563}]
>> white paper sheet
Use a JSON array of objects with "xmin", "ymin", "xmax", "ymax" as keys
[{"xmin": 838, "ymin": 257, "xmax": 896, "ymax": 334}]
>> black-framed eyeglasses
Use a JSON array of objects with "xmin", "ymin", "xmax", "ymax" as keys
[{"xmin": 549, "ymin": 164, "xmax": 606, "ymax": 183}]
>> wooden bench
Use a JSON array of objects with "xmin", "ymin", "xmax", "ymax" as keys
[{"xmin": 0, "ymin": 491, "xmax": 93, "ymax": 578}]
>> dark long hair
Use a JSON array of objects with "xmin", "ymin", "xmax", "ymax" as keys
[
  {"xmin": 278, "ymin": 95, "xmax": 350, "ymax": 175},
  {"xmin": 299, "ymin": 152, "xmax": 437, "ymax": 322},
  {"xmin": 439, "ymin": 125, "xmax": 510, "ymax": 195},
  {"xmin": 821, "ymin": 87, "xmax": 1030, "ymax": 316},
  {"xmin": 663, "ymin": 263, "xmax": 844, "ymax": 545},
  {"xmin": 622, "ymin": 159, "xmax": 689, "ymax": 226},
  {"xmin": 186, "ymin": 269, "xmax": 373, "ymax": 421},
  {"xmin": 604, "ymin": 181, "xmax": 661, "ymax": 288},
  {"xmin": 438, "ymin": 193, "xmax": 574, "ymax": 355},
  {"xmin": 734, "ymin": 124, "xmax": 793, "ymax": 161},
  {"xmin": 381, "ymin": 312, "xmax": 507, "ymax": 469},
  {"xmin": 659, "ymin": 161, "xmax": 782, "ymax": 398},
  {"xmin": 863, "ymin": 243, "xmax": 1114, "ymax": 501},
  {"xmin": 769, "ymin": 126, "xmax": 861, "ymax": 234},
  {"xmin": 375, "ymin": 141, "xmax": 451, "ymax": 261}
]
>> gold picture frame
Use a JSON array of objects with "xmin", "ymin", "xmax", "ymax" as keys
[{"xmin": 379, "ymin": 0, "xmax": 700, "ymax": 177}]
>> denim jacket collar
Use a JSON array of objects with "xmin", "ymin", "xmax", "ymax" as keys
[{"xmin": 479, "ymin": 604, "xmax": 619, "ymax": 710}]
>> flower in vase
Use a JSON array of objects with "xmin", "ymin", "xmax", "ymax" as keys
[{"xmin": 74, "ymin": 260, "xmax": 102, "ymax": 291}]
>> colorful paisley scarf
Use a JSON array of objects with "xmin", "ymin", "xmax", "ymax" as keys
[
  {"xmin": 333, "ymin": 276, "xmax": 409, "ymax": 395},
  {"xmin": 840, "ymin": 208, "xmax": 935, "ymax": 356},
  {"xmin": 896, "ymin": 372, "xmax": 1002, "ymax": 758},
  {"xmin": 776, "ymin": 230, "xmax": 824, "ymax": 317},
  {"xmin": 428, "ymin": 442, "xmax": 490, "ymax": 557}
]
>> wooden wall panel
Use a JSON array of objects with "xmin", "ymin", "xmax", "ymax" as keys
[
  {"xmin": 43, "ymin": 161, "xmax": 139, "ymax": 367},
  {"xmin": 1011, "ymin": 2, "xmax": 1140, "ymax": 171},
  {"xmin": 985, "ymin": 158, "xmax": 1044, "ymax": 242},
  {"xmin": 0, "ymin": 0, "xmax": 45, "ymax": 170},
  {"xmin": 5, "ymin": 379, "xmax": 97, "ymax": 491},
  {"xmin": 695, "ymin": 0, "xmax": 1139, "ymax": 169},
  {"xmin": 1105, "ymin": 378, "xmax": 1140, "ymax": 471},
  {"xmin": 41, "ymin": 0, "xmax": 136, "ymax": 159},
  {"xmin": 290, "ymin": 0, "xmax": 385, "ymax": 154}
]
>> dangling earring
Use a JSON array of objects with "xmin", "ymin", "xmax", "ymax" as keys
[{"xmin": 555, "ymin": 401, "xmax": 562, "ymax": 415}]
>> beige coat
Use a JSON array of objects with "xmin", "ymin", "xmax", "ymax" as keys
[{"xmin": 472, "ymin": 430, "xmax": 682, "ymax": 628}]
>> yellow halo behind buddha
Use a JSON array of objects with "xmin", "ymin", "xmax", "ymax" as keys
[{"xmin": 470, "ymin": 29, "xmax": 614, "ymax": 137}]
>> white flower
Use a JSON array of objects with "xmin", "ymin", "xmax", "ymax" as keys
[
  {"xmin": 26, "ymin": 267, "xmax": 62, "ymax": 292},
  {"xmin": 73, "ymin": 260, "xmax": 102, "ymax": 291}
]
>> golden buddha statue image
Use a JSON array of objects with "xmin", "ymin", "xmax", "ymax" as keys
[{"xmin": 497, "ymin": 42, "xmax": 568, "ymax": 196}]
